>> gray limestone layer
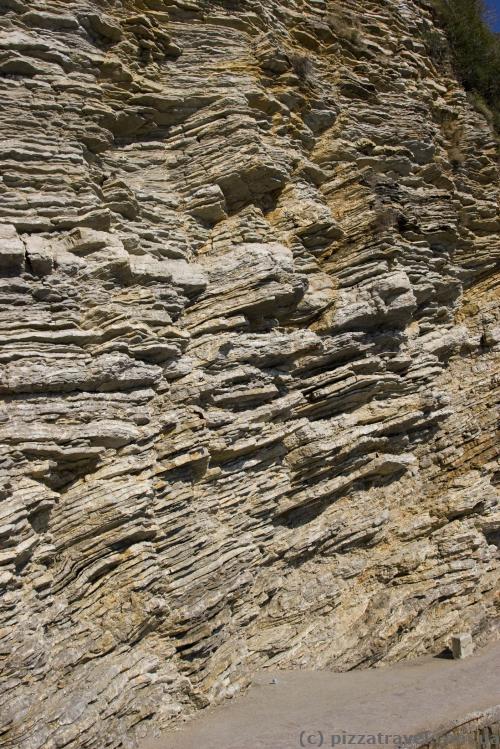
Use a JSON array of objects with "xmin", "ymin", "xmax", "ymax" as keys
[{"xmin": 0, "ymin": 0, "xmax": 498, "ymax": 747}]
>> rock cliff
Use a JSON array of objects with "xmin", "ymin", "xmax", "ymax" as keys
[{"xmin": 0, "ymin": 0, "xmax": 498, "ymax": 747}]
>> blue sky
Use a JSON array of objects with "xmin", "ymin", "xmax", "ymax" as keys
[{"xmin": 484, "ymin": 0, "xmax": 500, "ymax": 31}]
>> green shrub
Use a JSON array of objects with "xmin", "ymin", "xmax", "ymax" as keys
[
  {"xmin": 326, "ymin": 12, "xmax": 362, "ymax": 46},
  {"xmin": 430, "ymin": 0, "xmax": 500, "ymax": 132},
  {"xmin": 373, "ymin": 204, "xmax": 398, "ymax": 233},
  {"xmin": 421, "ymin": 28, "xmax": 448, "ymax": 63},
  {"xmin": 288, "ymin": 52, "xmax": 314, "ymax": 81},
  {"xmin": 466, "ymin": 91, "xmax": 494, "ymax": 123}
]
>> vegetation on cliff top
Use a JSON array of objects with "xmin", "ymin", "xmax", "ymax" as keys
[{"xmin": 431, "ymin": 0, "xmax": 500, "ymax": 132}]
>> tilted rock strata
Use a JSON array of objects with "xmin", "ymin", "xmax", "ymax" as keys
[{"xmin": 0, "ymin": 0, "xmax": 498, "ymax": 747}]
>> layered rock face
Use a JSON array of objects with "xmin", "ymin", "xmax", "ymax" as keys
[{"xmin": 0, "ymin": 0, "xmax": 499, "ymax": 746}]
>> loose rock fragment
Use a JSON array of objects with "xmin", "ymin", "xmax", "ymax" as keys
[{"xmin": 0, "ymin": 0, "xmax": 498, "ymax": 747}]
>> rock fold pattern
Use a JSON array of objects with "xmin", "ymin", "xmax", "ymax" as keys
[{"xmin": 0, "ymin": 0, "xmax": 498, "ymax": 746}]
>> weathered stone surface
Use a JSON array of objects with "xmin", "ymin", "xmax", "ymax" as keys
[
  {"xmin": 0, "ymin": 223, "xmax": 25, "ymax": 271},
  {"xmin": 451, "ymin": 633, "xmax": 474, "ymax": 659},
  {"xmin": 0, "ymin": 0, "xmax": 498, "ymax": 747}
]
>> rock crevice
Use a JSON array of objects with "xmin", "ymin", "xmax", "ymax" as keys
[{"xmin": 0, "ymin": 1, "xmax": 498, "ymax": 747}]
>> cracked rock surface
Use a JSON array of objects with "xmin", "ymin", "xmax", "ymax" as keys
[{"xmin": 0, "ymin": 0, "xmax": 498, "ymax": 747}]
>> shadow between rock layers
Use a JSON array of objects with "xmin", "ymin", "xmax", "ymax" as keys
[{"xmin": 0, "ymin": 0, "xmax": 498, "ymax": 747}]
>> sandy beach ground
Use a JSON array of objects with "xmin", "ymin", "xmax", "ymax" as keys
[{"xmin": 141, "ymin": 641, "xmax": 500, "ymax": 749}]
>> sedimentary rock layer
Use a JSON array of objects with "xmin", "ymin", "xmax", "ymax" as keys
[{"xmin": 0, "ymin": 0, "xmax": 498, "ymax": 747}]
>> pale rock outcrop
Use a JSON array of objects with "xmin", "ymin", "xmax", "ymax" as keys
[{"xmin": 0, "ymin": 0, "xmax": 498, "ymax": 748}]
